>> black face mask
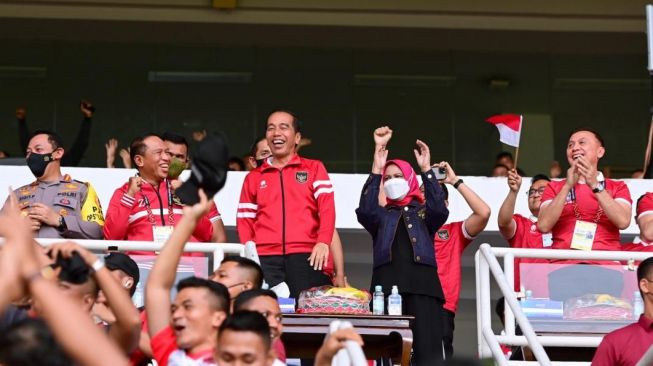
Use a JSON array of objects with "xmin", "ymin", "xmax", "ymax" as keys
[
  {"xmin": 255, "ymin": 158, "xmax": 265, "ymax": 168},
  {"xmin": 26, "ymin": 152, "xmax": 55, "ymax": 178}
]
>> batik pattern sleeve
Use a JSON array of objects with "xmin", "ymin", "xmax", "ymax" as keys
[{"xmin": 313, "ymin": 161, "xmax": 335, "ymax": 245}]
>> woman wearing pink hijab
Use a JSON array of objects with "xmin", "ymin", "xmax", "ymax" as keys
[{"xmin": 356, "ymin": 126, "xmax": 449, "ymax": 365}]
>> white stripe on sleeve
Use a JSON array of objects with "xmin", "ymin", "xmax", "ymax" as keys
[{"xmin": 314, "ymin": 187, "xmax": 334, "ymax": 199}]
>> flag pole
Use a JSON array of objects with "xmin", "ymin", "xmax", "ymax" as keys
[
  {"xmin": 513, "ymin": 116, "xmax": 523, "ymax": 172},
  {"xmin": 514, "ymin": 146, "xmax": 520, "ymax": 172}
]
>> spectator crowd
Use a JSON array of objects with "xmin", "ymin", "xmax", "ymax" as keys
[{"xmin": 1, "ymin": 105, "xmax": 653, "ymax": 366}]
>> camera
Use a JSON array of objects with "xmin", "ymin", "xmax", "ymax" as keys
[{"xmin": 432, "ymin": 166, "xmax": 447, "ymax": 180}]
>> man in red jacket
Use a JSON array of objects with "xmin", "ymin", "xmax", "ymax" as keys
[
  {"xmin": 237, "ymin": 110, "xmax": 336, "ymax": 299},
  {"xmin": 103, "ymin": 133, "xmax": 214, "ymax": 252}
]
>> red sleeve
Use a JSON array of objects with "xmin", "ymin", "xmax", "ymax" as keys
[
  {"xmin": 591, "ymin": 334, "xmax": 618, "ymax": 366},
  {"xmin": 151, "ymin": 326, "xmax": 177, "ymax": 366},
  {"xmin": 103, "ymin": 186, "xmax": 135, "ymax": 240},
  {"xmin": 208, "ymin": 204, "xmax": 221, "ymax": 223},
  {"xmin": 540, "ymin": 181, "xmax": 558, "ymax": 207},
  {"xmin": 312, "ymin": 161, "xmax": 335, "ymax": 245},
  {"xmin": 237, "ymin": 172, "xmax": 258, "ymax": 243},
  {"xmin": 637, "ymin": 192, "xmax": 653, "ymax": 218},
  {"xmin": 611, "ymin": 180, "xmax": 632, "ymax": 205},
  {"xmin": 192, "ymin": 215, "xmax": 214, "ymax": 242}
]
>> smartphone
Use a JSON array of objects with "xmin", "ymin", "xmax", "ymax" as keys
[{"xmin": 432, "ymin": 166, "xmax": 447, "ymax": 180}]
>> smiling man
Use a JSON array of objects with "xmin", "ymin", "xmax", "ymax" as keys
[
  {"xmin": 236, "ymin": 110, "xmax": 336, "ymax": 299},
  {"xmin": 103, "ymin": 133, "xmax": 214, "ymax": 249},
  {"xmin": 537, "ymin": 128, "xmax": 632, "ymax": 251}
]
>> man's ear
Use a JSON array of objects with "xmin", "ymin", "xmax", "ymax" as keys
[
  {"xmin": 294, "ymin": 132, "xmax": 302, "ymax": 146},
  {"xmin": 53, "ymin": 148, "xmax": 64, "ymax": 160},
  {"xmin": 248, "ymin": 156, "xmax": 257, "ymax": 170},
  {"xmin": 123, "ymin": 278, "xmax": 134, "ymax": 290},
  {"xmin": 212, "ymin": 311, "xmax": 227, "ymax": 328},
  {"xmin": 597, "ymin": 146, "xmax": 605, "ymax": 159},
  {"xmin": 133, "ymin": 155, "xmax": 145, "ymax": 168}
]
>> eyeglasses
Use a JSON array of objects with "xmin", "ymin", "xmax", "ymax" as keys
[
  {"xmin": 527, "ymin": 187, "xmax": 546, "ymax": 197},
  {"xmin": 260, "ymin": 311, "xmax": 283, "ymax": 323}
]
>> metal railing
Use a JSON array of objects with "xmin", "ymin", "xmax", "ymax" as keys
[
  {"xmin": 32, "ymin": 238, "xmax": 246, "ymax": 272},
  {"xmin": 475, "ymin": 244, "xmax": 653, "ymax": 366}
]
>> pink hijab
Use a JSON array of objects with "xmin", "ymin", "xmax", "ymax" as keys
[{"xmin": 382, "ymin": 159, "xmax": 425, "ymax": 207}]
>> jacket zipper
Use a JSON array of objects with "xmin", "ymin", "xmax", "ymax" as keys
[
  {"xmin": 279, "ymin": 170, "xmax": 286, "ymax": 255},
  {"xmin": 153, "ymin": 185, "xmax": 166, "ymax": 224}
]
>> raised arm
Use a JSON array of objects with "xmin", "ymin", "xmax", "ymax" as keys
[
  {"xmin": 47, "ymin": 242, "xmax": 140, "ymax": 354},
  {"xmin": 498, "ymin": 169, "xmax": 521, "ymax": 239},
  {"xmin": 415, "ymin": 140, "xmax": 448, "ymax": 233},
  {"xmin": 146, "ymin": 189, "xmax": 211, "ymax": 338}
]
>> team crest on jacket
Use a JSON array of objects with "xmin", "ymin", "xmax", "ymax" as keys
[
  {"xmin": 437, "ymin": 229, "xmax": 450, "ymax": 240},
  {"xmin": 296, "ymin": 171, "xmax": 308, "ymax": 184}
]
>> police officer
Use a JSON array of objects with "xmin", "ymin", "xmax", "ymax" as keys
[{"xmin": 9, "ymin": 130, "xmax": 104, "ymax": 239}]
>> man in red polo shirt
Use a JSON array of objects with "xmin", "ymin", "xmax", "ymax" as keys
[
  {"xmin": 498, "ymin": 171, "xmax": 552, "ymax": 291},
  {"xmin": 538, "ymin": 128, "xmax": 631, "ymax": 251},
  {"xmin": 620, "ymin": 193, "xmax": 653, "ymax": 253},
  {"xmin": 237, "ymin": 110, "xmax": 336, "ymax": 299},
  {"xmin": 432, "ymin": 162, "xmax": 491, "ymax": 359},
  {"xmin": 592, "ymin": 256, "xmax": 653, "ymax": 365}
]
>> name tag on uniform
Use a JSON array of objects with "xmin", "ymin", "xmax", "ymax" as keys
[
  {"xmin": 570, "ymin": 220, "xmax": 597, "ymax": 251},
  {"xmin": 152, "ymin": 225, "xmax": 174, "ymax": 244},
  {"xmin": 542, "ymin": 233, "xmax": 553, "ymax": 247}
]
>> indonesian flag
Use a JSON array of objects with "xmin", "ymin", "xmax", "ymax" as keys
[{"xmin": 486, "ymin": 114, "xmax": 522, "ymax": 147}]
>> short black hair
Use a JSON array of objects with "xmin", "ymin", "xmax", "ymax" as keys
[
  {"xmin": 233, "ymin": 289, "xmax": 278, "ymax": 312},
  {"xmin": 568, "ymin": 127, "xmax": 605, "ymax": 147},
  {"xmin": 0, "ymin": 318, "xmax": 72, "ymax": 366},
  {"xmin": 177, "ymin": 276, "xmax": 230, "ymax": 312},
  {"xmin": 249, "ymin": 136, "xmax": 267, "ymax": 157},
  {"xmin": 266, "ymin": 109, "xmax": 302, "ymax": 133},
  {"xmin": 495, "ymin": 151, "xmax": 513, "ymax": 161},
  {"xmin": 440, "ymin": 183, "xmax": 449, "ymax": 201},
  {"xmin": 227, "ymin": 156, "xmax": 246, "ymax": 171},
  {"xmin": 530, "ymin": 174, "xmax": 550, "ymax": 186},
  {"xmin": 29, "ymin": 129, "xmax": 64, "ymax": 151},
  {"xmin": 218, "ymin": 311, "xmax": 271, "ymax": 350},
  {"xmin": 221, "ymin": 256, "xmax": 264, "ymax": 289},
  {"xmin": 161, "ymin": 132, "xmax": 189, "ymax": 150},
  {"xmin": 129, "ymin": 133, "xmax": 161, "ymax": 169}
]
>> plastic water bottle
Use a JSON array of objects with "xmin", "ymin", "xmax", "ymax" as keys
[
  {"xmin": 388, "ymin": 285, "xmax": 402, "ymax": 316},
  {"xmin": 373, "ymin": 285, "xmax": 384, "ymax": 315},
  {"xmin": 634, "ymin": 291, "xmax": 644, "ymax": 320}
]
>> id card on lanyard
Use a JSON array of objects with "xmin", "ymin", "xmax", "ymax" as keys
[
  {"xmin": 142, "ymin": 179, "xmax": 176, "ymax": 243},
  {"xmin": 569, "ymin": 187, "xmax": 603, "ymax": 251}
]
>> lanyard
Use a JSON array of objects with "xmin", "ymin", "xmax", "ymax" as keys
[
  {"xmin": 141, "ymin": 180, "xmax": 175, "ymax": 226},
  {"xmin": 571, "ymin": 186, "xmax": 604, "ymax": 223}
]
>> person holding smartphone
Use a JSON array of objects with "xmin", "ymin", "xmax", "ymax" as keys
[{"xmin": 356, "ymin": 126, "xmax": 448, "ymax": 365}]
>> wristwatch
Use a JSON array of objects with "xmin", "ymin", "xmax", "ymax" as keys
[
  {"xmin": 592, "ymin": 183, "xmax": 605, "ymax": 194},
  {"xmin": 56, "ymin": 215, "xmax": 67, "ymax": 232}
]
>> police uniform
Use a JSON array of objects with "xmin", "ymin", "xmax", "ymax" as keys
[{"xmin": 13, "ymin": 174, "xmax": 104, "ymax": 239}]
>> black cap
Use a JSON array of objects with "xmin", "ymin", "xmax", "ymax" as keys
[
  {"xmin": 176, "ymin": 133, "xmax": 229, "ymax": 205},
  {"xmin": 54, "ymin": 252, "xmax": 91, "ymax": 285},
  {"xmin": 104, "ymin": 252, "xmax": 140, "ymax": 289}
]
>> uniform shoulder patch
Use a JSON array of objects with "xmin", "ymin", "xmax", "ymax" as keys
[
  {"xmin": 296, "ymin": 171, "xmax": 308, "ymax": 184},
  {"xmin": 437, "ymin": 229, "xmax": 450, "ymax": 240}
]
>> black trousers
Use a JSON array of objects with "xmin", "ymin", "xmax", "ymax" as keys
[
  {"xmin": 259, "ymin": 253, "xmax": 332, "ymax": 299},
  {"xmin": 442, "ymin": 308, "xmax": 455, "ymax": 360},
  {"xmin": 403, "ymin": 294, "xmax": 444, "ymax": 365}
]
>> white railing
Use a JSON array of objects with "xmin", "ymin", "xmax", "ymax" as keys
[
  {"xmin": 476, "ymin": 244, "xmax": 653, "ymax": 366},
  {"xmin": 32, "ymin": 238, "xmax": 246, "ymax": 272}
]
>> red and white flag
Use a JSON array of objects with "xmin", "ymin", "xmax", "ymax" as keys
[{"xmin": 486, "ymin": 114, "xmax": 522, "ymax": 147}]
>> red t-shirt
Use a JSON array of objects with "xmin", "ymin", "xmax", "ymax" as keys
[
  {"xmin": 540, "ymin": 179, "xmax": 631, "ymax": 251},
  {"xmin": 592, "ymin": 314, "xmax": 653, "ymax": 366},
  {"xmin": 506, "ymin": 214, "xmax": 551, "ymax": 291},
  {"xmin": 151, "ymin": 326, "xmax": 216, "ymax": 366},
  {"xmin": 637, "ymin": 192, "xmax": 653, "ymax": 218},
  {"xmin": 434, "ymin": 221, "xmax": 474, "ymax": 313}
]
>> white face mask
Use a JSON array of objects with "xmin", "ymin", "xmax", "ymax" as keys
[{"xmin": 384, "ymin": 178, "xmax": 410, "ymax": 201}]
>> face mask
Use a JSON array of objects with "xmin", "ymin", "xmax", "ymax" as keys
[
  {"xmin": 384, "ymin": 178, "xmax": 410, "ymax": 201},
  {"xmin": 26, "ymin": 152, "xmax": 55, "ymax": 178},
  {"xmin": 255, "ymin": 158, "xmax": 265, "ymax": 168},
  {"xmin": 167, "ymin": 157, "xmax": 187, "ymax": 179}
]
